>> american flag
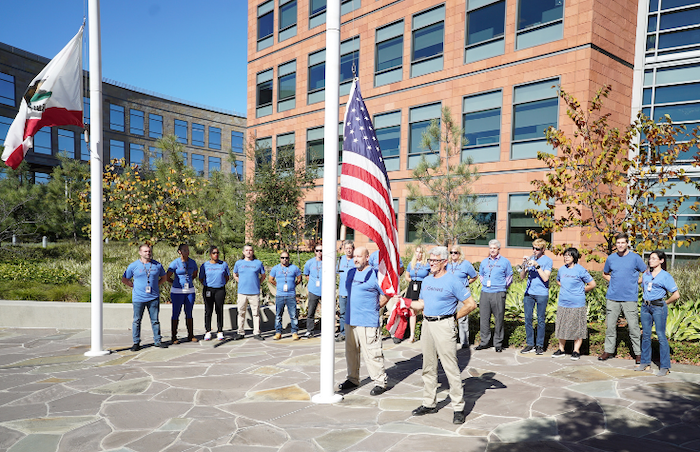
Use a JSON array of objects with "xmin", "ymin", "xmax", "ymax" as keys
[{"xmin": 340, "ymin": 80, "xmax": 400, "ymax": 296}]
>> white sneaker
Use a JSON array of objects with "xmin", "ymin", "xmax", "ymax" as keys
[
  {"xmin": 204, "ymin": 332, "xmax": 212, "ymax": 341},
  {"xmin": 217, "ymin": 332, "xmax": 224, "ymax": 341}
]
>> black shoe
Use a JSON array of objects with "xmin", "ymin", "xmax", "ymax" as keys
[
  {"xmin": 495, "ymin": 347, "xmax": 503, "ymax": 352},
  {"xmin": 130, "ymin": 343, "xmax": 141, "ymax": 352},
  {"xmin": 535, "ymin": 346, "xmax": 544, "ymax": 355},
  {"xmin": 453, "ymin": 411, "xmax": 466, "ymax": 424},
  {"xmin": 232, "ymin": 333, "xmax": 243, "ymax": 341},
  {"xmin": 412, "ymin": 405, "xmax": 438, "ymax": 416},
  {"xmin": 156, "ymin": 342, "xmax": 168, "ymax": 349},
  {"xmin": 253, "ymin": 334, "xmax": 265, "ymax": 341},
  {"xmin": 598, "ymin": 352, "xmax": 613, "ymax": 361},
  {"xmin": 392, "ymin": 337, "xmax": 402, "ymax": 344},
  {"xmin": 337, "ymin": 380, "xmax": 359, "ymax": 392},
  {"xmin": 475, "ymin": 344, "xmax": 490, "ymax": 350},
  {"xmin": 370, "ymin": 386, "xmax": 387, "ymax": 396},
  {"xmin": 520, "ymin": 345, "xmax": 535, "ymax": 354},
  {"xmin": 335, "ymin": 335, "xmax": 345, "ymax": 342}
]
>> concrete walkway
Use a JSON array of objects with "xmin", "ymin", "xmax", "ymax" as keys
[{"xmin": 0, "ymin": 327, "xmax": 699, "ymax": 452}]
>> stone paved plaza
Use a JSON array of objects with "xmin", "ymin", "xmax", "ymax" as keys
[{"xmin": 0, "ymin": 327, "xmax": 699, "ymax": 452}]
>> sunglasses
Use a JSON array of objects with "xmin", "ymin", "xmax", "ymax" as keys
[
  {"xmin": 428, "ymin": 259, "xmax": 444, "ymax": 264},
  {"xmin": 532, "ymin": 247, "xmax": 543, "ymax": 251},
  {"xmin": 450, "ymin": 251, "xmax": 460, "ymax": 254},
  {"xmin": 281, "ymin": 256, "xmax": 290, "ymax": 259},
  {"xmin": 211, "ymin": 251, "xmax": 219, "ymax": 254},
  {"xmin": 315, "ymin": 249, "xmax": 323, "ymax": 252}
]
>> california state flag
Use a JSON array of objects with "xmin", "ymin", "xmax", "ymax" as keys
[{"xmin": 2, "ymin": 26, "xmax": 84, "ymax": 169}]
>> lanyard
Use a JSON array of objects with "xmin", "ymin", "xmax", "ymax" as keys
[{"xmin": 143, "ymin": 261, "xmax": 152, "ymax": 279}]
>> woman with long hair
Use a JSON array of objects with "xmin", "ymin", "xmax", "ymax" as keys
[
  {"xmin": 446, "ymin": 245, "xmax": 477, "ymax": 348},
  {"xmin": 395, "ymin": 245, "xmax": 429, "ymax": 343}
]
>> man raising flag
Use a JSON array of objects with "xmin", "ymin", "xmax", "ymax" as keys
[
  {"xmin": 339, "ymin": 79, "xmax": 400, "ymax": 297},
  {"xmin": 2, "ymin": 26, "xmax": 84, "ymax": 169}
]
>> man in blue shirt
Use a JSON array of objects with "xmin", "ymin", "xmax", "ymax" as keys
[
  {"xmin": 337, "ymin": 247, "xmax": 389, "ymax": 396},
  {"xmin": 600, "ymin": 233, "xmax": 647, "ymax": 364},
  {"xmin": 121, "ymin": 244, "xmax": 168, "ymax": 351},
  {"xmin": 369, "ymin": 249, "xmax": 404, "ymax": 276},
  {"xmin": 519, "ymin": 238, "xmax": 553, "ymax": 355},
  {"xmin": 336, "ymin": 240, "xmax": 355, "ymax": 342},
  {"xmin": 303, "ymin": 245, "xmax": 324, "ymax": 338},
  {"xmin": 269, "ymin": 251, "xmax": 302, "ymax": 341},
  {"xmin": 233, "ymin": 245, "xmax": 266, "ymax": 340},
  {"xmin": 476, "ymin": 239, "xmax": 513, "ymax": 352}
]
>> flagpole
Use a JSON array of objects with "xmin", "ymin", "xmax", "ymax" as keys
[
  {"xmin": 312, "ymin": 0, "xmax": 342, "ymax": 404},
  {"xmin": 85, "ymin": 0, "xmax": 109, "ymax": 357}
]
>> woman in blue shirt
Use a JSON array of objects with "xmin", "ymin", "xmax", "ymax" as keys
[
  {"xmin": 199, "ymin": 246, "xmax": 230, "ymax": 341},
  {"xmin": 166, "ymin": 244, "xmax": 198, "ymax": 344},
  {"xmin": 637, "ymin": 250, "xmax": 680, "ymax": 376},
  {"xmin": 554, "ymin": 248, "xmax": 596, "ymax": 360},
  {"xmin": 391, "ymin": 245, "xmax": 429, "ymax": 343},
  {"xmin": 447, "ymin": 245, "xmax": 477, "ymax": 348}
]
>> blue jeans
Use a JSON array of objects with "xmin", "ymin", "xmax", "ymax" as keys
[
  {"xmin": 524, "ymin": 294, "xmax": 548, "ymax": 347},
  {"xmin": 338, "ymin": 296, "xmax": 347, "ymax": 335},
  {"xmin": 275, "ymin": 296, "xmax": 298, "ymax": 334},
  {"xmin": 641, "ymin": 302, "xmax": 670, "ymax": 369},
  {"xmin": 133, "ymin": 299, "xmax": 161, "ymax": 345}
]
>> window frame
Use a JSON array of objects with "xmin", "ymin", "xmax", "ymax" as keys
[
  {"xmin": 278, "ymin": 60, "xmax": 297, "ymax": 112},
  {"xmin": 279, "ymin": 0, "xmax": 297, "ymax": 42},
  {"xmin": 373, "ymin": 110, "xmax": 402, "ymax": 171},
  {"xmin": 0, "ymin": 72, "xmax": 14, "ymax": 107},
  {"xmin": 257, "ymin": 0, "xmax": 275, "ymax": 51},
  {"xmin": 109, "ymin": 104, "xmax": 125, "ymax": 132},
  {"xmin": 192, "ymin": 123, "xmax": 205, "ymax": 147},
  {"xmin": 256, "ymin": 68, "xmax": 274, "ymax": 118},
  {"xmin": 465, "ymin": 0, "xmax": 506, "ymax": 63},
  {"xmin": 462, "ymin": 90, "xmax": 502, "ymax": 163},
  {"xmin": 129, "ymin": 109, "xmax": 144, "ymax": 135},
  {"xmin": 408, "ymin": 102, "xmax": 441, "ymax": 169},
  {"xmin": 411, "ymin": 4, "xmax": 446, "ymax": 78},
  {"xmin": 515, "ymin": 0, "xmax": 565, "ymax": 50},
  {"xmin": 174, "ymin": 119, "xmax": 188, "ymax": 144},
  {"xmin": 149, "ymin": 113, "xmax": 163, "ymax": 139},
  {"xmin": 510, "ymin": 78, "xmax": 559, "ymax": 160},
  {"xmin": 308, "ymin": 49, "xmax": 326, "ymax": 105},
  {"xmin": 209, "ymin": 126, "xmax": 221, "ymax": 150}
]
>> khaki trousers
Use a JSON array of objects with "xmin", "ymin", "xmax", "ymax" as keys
[
  {"xmin": 345, "ymin": 325, "xmax": 387, "ymax": 388},
  {"xmin": 237, "ymin": 294, "xmax": 261, "ymax": 335},
  {"xmin": 421, "ymin": 318, "xmax": 464, "ymax": 412}
]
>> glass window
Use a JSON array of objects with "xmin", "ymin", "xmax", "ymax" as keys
[
  {"xmin": 374, "ymin": 111, "xmax": 401, "ymax": 171},
  {"xmin": 149, "ymin": 114, "xmax": 163, "ymax": 139},
  {"xmin": 182, "ymin": 152, "xmax": 188, "ymax": 165},
  {"xmin": 375, "ymin": 21, "xmax": 404, "ymax": 87},
  {"xmin": 232, "ymin": 130, "xmax": 245, "ymax": 153},
  {"xmin": 0, "ymin": 116, "xmax": 12, "ymax": 147},
  {"xmin": 340, "ymin": 37, "xmax": 360, "ymax": 96},
  {"xmin": 308, "ymin": 49, "xmax": 326, "ymax": 105},
  {"xmin": 411, "ymin": 5, "xmax": 445, "ymax": 78},
  {"xmin": 174, "ymin": 119, "xmax": 188, "ymax": 144},
  {"xmin": 0, "ymin": 72, "xmax": 14, "ymax": 106},
  {"xmin": 257, "ymin": 69, "xmax": 274, "ymax": 118},
  {"xmin": 110, "ymin": 140, "xmax": 125, "ymax": 162},
  {"xmin": 304, "ymin": 201, "xmax": 353, "ymax": 241},
  {"xmin": 57, "ymin": 129, "xmax": 75, "ymax": 159},
  {"xmin": 307, "ymin": 127, "xmax": 324, "ymax": 178},
  {"xmin": 309, "ymin": 0, "xmax": 360, "ymax": 29},
  {"xmin": 516, "ymin": 0, "xmax": 564, "ymax": 50},
  {"xmin": 81, "ymin": 136, "xmax": 89, "ymax": 161},
  {"xmin": 255, "ymin": 137, "xmax": 272, "ymax": 173},
  {"xmin": 209, "ymin": 156, "xmax": 221, "ymax": 176},
  {"xmin": 463, "ymin": 195, "xmax": 498, "ymax": 245},
  {"xmin": 511, "ymin": 79, "xmax": 559, "ymax": 160},
  {"xmin": 149, "ymin": 146, "xmax": 163, "ymax": 167},
  {"xmin": 130, "ymin": 143, "xmax": 145, "ymax": 166},
  {"xmin": 279, "ymin": 0, "xmax": 297, "ymax": 42},
  {"xmin": 33, "ymin": 128, "xmax": 52, "ymax": 155},
  {"xmin": 277, "ymin": 132, "xmax": 295, "ymax": 170},
  {"xmin": 647, "ymin": 2, "xmax": 700, "ymax": 57},
  {"xmin": 34, "ymin": 172, "xmax": 50, "ymax": 185},
  {"xmin": 258, "ymin": 0, "xmax": 274, "ymax": 51},
  {"xmin": 508, "ymin": 193, "xmax": 550, "ymax": 247},
  {"xmin": 209, "ymin": 126, "xmax": 221, "ymax": 150},
  {"xmin": 278, "ymin": 60, "xmax": 296, "ymax": 112},
  {"xmin": 130, "ymin": 109, "xmax": 144, "ymax": 135},
  {"xmin": 192, "ymin": 123, "xmax": 205, "ymax": 147},
  {"xmin": 110, "ymin": 104, "xmax": 124, "ymax": 132},
  {"xmin": 83, "ymin": 97, "xmax": 90, "ymax": 125},
  {"xmin": 463, "ymin": 90, "xmax": 502, "ymax": 163},
  {"xmin": 406, "ymin": 199, "xmax": 433, "ymax": 243},
  {"xmin": 465, "ymin": 0, "xmax": 506, "ymax": 63},
  {"xmin": 232, "ymin": 159, "xmax": 245, "ymax": 180},
  {"xmin": 192, "ymin": 153, "xmax": 205, "ymax": 176},
  {"xmin": 408, "ymin": 103, "xmax": 441, "ymax": 169}
]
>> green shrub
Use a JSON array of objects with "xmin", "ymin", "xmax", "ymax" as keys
[{"xmin": 0, "ymin": 262, "xmax": 79, "ymax": 284}]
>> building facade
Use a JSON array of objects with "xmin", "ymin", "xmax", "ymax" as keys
[
  {"xmin": 247, "ymin": 0, "xmax": 700, "ymax": 266},
  {"xmin": 1, "ymin": 42, "xmax": 247, "ymax": 183}
]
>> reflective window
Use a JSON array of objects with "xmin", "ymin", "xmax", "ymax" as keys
[
  {"xmin": 149, "ymin": 146, "xmax": 163, "ymax": 167},
  {"xmin": 192, "ymin": 123, "xmax": 205, "ymax": 147},
  {"xmin": 57, "ymin": 129, "xmax": 75, "ymax": 159},
  {"xmin": 174, "ymin": 119, "xmax": 188, "ymax": 144},
  {"xmin": 130, "ymin": 143, "xmax": 145, "ymax": 166},
  {"xmin": 258, "ymin": 0, "xmax": 274, "ymax": 51},
  {"xmin": 646, "ymin": 0, "xmax": 700, "ymax": 57},
  {"xmin": 0, "ymin": 116, "xmax": 11, "ymax": 146},
  {"xmin": 33, "ymin": 128, "xmax": 52, "ymax": 155},
  {"xmin": 511, "ymin": 79, "xmax": 559, "ymax": 160},
  {"xmin": 257, "ymin": 69, "xmax": 274, "ymax": 117},
  {"xmin": 508, "ymin": 193, "xmax": 551, "ymax": 247},
  {"xmin": 232, "ymin": 130, "xmax": 245, "ymax": 153},
  {"xmin": 191, "ymin": 153, "xmax": 205, "ymax": 176},
  {"xmin": 465, "ymin": 0, "xmax": 506, "ymax": 63},
  {"xmin": 516, "ymin": 0, "xmax": 564, "ymax": 50},
  {"xmin": 81, "ymin": 136, "xmax": 89, "ymax": 160},
  {"xmin": 340, "ymin": 37, "xmax": 360, "ymax": 96},
  {"xmin": 130, "ymin": 109, "xmax": 144, "ymax": 135},
  {"xmin": 83, "ymin": 97, "xmax": 90, "ymax": 125},
  {"xmin": 277, "ymin": 132, "xmax": 295, "ymax": 170},
  {"xmin": 209, "ymin": 126, "xmax": 221, "ymax": 150},
  {"xmin": 463, "ymin": 195, "xmax": 498, "ymax": 245},
  {"xmin": 149, "ymin": 114, "xmax": 163, "ymax": 139},
  {"xmin": 374, "ymin": 111, "xmax": 401, "ymax": 171},
  {"xmin": 109, "ymin": 104, "xmax": 124, "ymax": 132},
  {"xmin": 0, "ymin": 72, "xmax": 14, "ymax": 106},
  {"xmin": 307, "ymin": 127, "xmax": 324, "ymax": 177},
  {"xmin": 309, "ymin": 0, "xmax": 361, "ymax": 29},
  {"xmin": 408, "ymin": 103, "xmax": 441, "ymax": 169},
  {"xmin": 231, "ymin": 159, "xmax": 245, "ymax": 180},
  {"xmin": 256, "ymin": 137, "xmax": 272, "ymax": 172},
  {"xmin": 308, "ymin": 49, "xmax": 326, "ymax": 105},
  {"xmin": 278, "ymin": 60, "xmax": 296, "ymax": 112},
  {"xmin": 375, "ymin": 21, "xmax": 404, "ymax": 87},
  {"xmin": 463, "ymin": 90, "xmax": 502, "ymax": 163},
  {"xmin": 279, "ymin": 0, "xmax": 297, "ymax": 42},
  {"xmin": 411, "ymin": 5, "xmax": 445, "ymax": 78},
  {"xmin": 34, "ymin": 172, "xmax": 50, "ymax": 185},
  {"xmin": 208, "ymin": 156, "xmax": 221, "ymax": 176},
  {"xmin": 110, "ymin": 140, "xmax": 125, "ymax": 162}
]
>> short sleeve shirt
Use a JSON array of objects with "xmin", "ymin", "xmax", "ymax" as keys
[
  {"xmin": 525, "ymin": 254, "xmax": 553, "ymax": 296},
  {"xmin": 603, "ymin": 252, "xmax": 646, "ymax": 301},
  {"xmin": 478, "ymin": 255, "xmax": 513, "ymax": 293},
  {"xmin": 642, "ymin": 270, "xmax": 678, "ymax": 302},
  {"xmin": 557, "ymin": 263, "xmax": 594, "ymax": 308},
  {"xmin": 123, "ymin": 259, "xmax": 166, "ymax": 302},
  {"xmin": 270, "ymin": 264, "xmax": 302, "ymax": 297},
  {"xmin": 199, "ymin": 260, "xmax": 230, "ymax": 288},
  {"xmin": 419, "ymin": 273, "xmax": 472, "ymax": 317},
  {"xmin": 369, "ymin": 251, "xmax": 404, "ymax": 272},
  {"xmin": 233, "ymin": 259, "xmax": 265, "ymax": 295},
  {"xmin": 446, "ymin": 260, "xmax": 477, "ymax": 287},
  {"xmin": 345, "ymin": 267, "xmax": 385, "ymax": 327},
  {"xmin": 407, "ymin": 262, "xmax": 430, "ymax": 282},
  {"xmin": 337, "ymin": 255, "xmax": 354, "ymax": 297},
  {"xmin": 168, "ymin": 258, "xmax": 198, "ymax": 294},
  {"xmin": 304, "ymin": 258, "xmax": 323, "ymax": 296}
]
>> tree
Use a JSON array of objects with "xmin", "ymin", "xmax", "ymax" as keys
[
  {"xmin": 0, "ymin": 161, "xmax": 45, "ymax": 242},
  {"xmin": 406, "ymin": 106, "xmax": 486, "ymax": 246},
  {"xmin": 528, "ymin": 84, "xmax": 700, "ymax": 261},
  {"xmin": 42, "ymin": 154, "xmax": 90, "ymax": 242}
]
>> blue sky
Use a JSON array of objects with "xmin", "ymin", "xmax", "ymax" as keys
[{"xmin": 0, "ymin": 0, "xmax": 249, "ymax": 116}]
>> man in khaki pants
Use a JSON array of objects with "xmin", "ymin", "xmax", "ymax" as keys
[
  {"xmin": 410, "ymin": 246, "xmax": 477, "ymax": 424},
  {"xmin": 233, "ymin": 245, "xmax": 266, "ymax": 340},
  {"xmin": 336, "ymin": 247, "xmax": 389, "ymax": 396}
]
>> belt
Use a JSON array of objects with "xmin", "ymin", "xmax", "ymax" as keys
[
  {"xmin": 424, "ymin": 314, "xmax": 455, "ymax": 322},
  {"xmin": 643, "ymin": 298, "xmax": 665, "ymax": 307}
]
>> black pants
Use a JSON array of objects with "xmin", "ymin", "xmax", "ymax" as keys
[
  {"xmin": 203, "ymin": 286, "xmax": 226, "ymax": 333},
  {"xmin": 307, "ymin": 292, "xmax": 321, "ymax": 333}
]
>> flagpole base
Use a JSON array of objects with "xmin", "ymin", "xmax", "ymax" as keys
[
  {"xmin": 312, "ymin": 393, "xmax": 343, "ymax": 404},
  {"xmin": 84, "ymin": 349, "xmax": 111, "ymax": 357}
]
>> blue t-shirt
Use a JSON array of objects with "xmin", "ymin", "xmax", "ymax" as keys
[
  {"xmin": 168, "ymin": 257, "xmax": 198, "ymax": 293},
  {"xmin": 603, "ymin": 252, "xmax": 646, "ymax": 301},
  {"xmin": 446, "ymin": 260, "xmax": 477, "ymax": 287},
  {"xmin": 369, "ymin": 251, "xmax": 403, "ymax": 272},
  {"xmin": 525, "ymin": 254, "xmax": 553, "ymax": 296},
  {"xmin": 557, "ymin": 263, "xmax": 594, "ymax": 308},
  {"xmin": 233, "ymin": 259, "xmax": 265, "ymax": 295},
  {"xmin": 345, "ymin": 267, "xmax": 385, "ymax": 327},
  {"xmin": 124, "ymin": 259, "xmax": 166, "ymax": 302},
  {"xmin": 270, "ymin": 263, "xmax": 302, "ymax": 297},
  {"xmin": 641, "ymin": 270, "xmax": 678, "ymax": 301},
  {"xmin": 478, "ymin": 255, "xmax": 513, "ymax": 293},
  {"xmin": 419, "ymin": 273, "xmax": 472, "ymax": 316},
  {"xmin": 304, "ymin": 257, "xmax": 323, "ymax": 296},
  {"xmin": 199, "ymin": 260, "xmax": 230, "ymax": 288},
  {"xmin": 407, "ymin": 262, "xmax": 430, "ymax": 282},
  {"xmin": 337, "ymin": 255, "xmax": 355, "ymax": 297}
]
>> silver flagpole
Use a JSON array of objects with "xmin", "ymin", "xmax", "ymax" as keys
[
  {"xmin": 312, "ymin": 0, "xmax": 342, "ymax": 404},
  {"xmin": 85, "ymin": 0, "xmax": 109, "ymax": 357}
]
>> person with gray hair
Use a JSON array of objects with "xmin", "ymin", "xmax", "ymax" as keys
[{"xmin": 476, "ymin": 239, "xmax": 512, "ymax": 352}]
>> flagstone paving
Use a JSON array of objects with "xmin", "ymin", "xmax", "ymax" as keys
[{"xmin": 0, "ymin": 327, "xmax": 699, "ymax": 451}]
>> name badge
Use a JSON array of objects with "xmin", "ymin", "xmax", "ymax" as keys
[
  {"xmin": 413, "ymin": 283, "xmax": 418, "ymax": 292},
  {"xmin": 184, "ymin": 282, "xmax": 189, "ymax": 290},
  {"xmin": 647, "ymin": 282, "xmax": 653, "ymax": 292},
  {"xmin": 316, "ymin": 280, "xmax": 320, "ymax": 287},
  {"xmin": 206, "ymin": 291, "xmax": 211, "ymax": 298},
  {"xmin": 145, "ymin": 286, "xmax": 151, "ymax": 294},
  {"xmin": 283, "ymin": 284, "xmax": 288, "ymax": 292},
  {"xmin": 486, "ymin": 280, "xmax": 491, "ymax": 288}
]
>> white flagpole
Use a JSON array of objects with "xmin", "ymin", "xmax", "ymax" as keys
[
  {"xmin": 312, "ymin": 0, "xmax": 342, "ymax": 404},
  {"xmin": 85, "ymin": 0, "xmax": 109, "ymax": 357}
]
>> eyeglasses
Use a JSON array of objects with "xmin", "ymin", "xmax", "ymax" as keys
[
  {"xmin": 315, "ymin": 249, "xmax": 323, "ymax": 252},
  {"xmin": 428, "ymin": 259, "xmax": 445, "ymax": 264},
  {"xmin": 532, "ymin": 247, "xmax": 543, "ymax": 251},
  {"xmin": 450, "ymin": 251, "xmax": 460, "ymax": 254}
]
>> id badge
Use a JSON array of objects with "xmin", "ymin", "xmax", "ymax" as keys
[
  {"xmin": 647, "ymin": 282, "xmax": 653, "ymax": 292},
  {"xmin": 413, "ymin": 283, "xmax": 418, "ymax": 292},
  {"xmin": 206, "ymin": 290, "xmax": 211, "ymax": 298},
  {"xmin": 145, "ymin": 286, "xmax": 151, "ymax": 294},
  {"xmin": 487, "ymin": 280, "xmax": 491, "ymax": 288},
  {"xmin": 316, "ymin": 280, "xmax": 320, "ymax": 287},
  {"xmin": 283, "ymin": 284, "xmax": 288, "ymax": 292},
  {"xmin": 184, "ymin": 282, "xmax": 189, "ymax": 290}
]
